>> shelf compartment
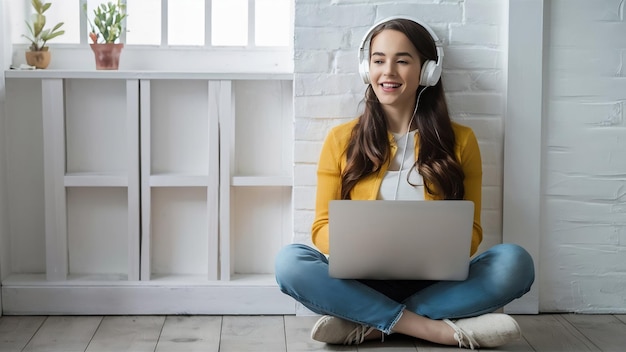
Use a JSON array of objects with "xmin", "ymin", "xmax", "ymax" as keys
[
  {"xmin": 222, "ymin": 187, "xmax": 292, "ymax": 280},
  {"xmin": 232, "ymin": 80, "xmax": 293, "ymax": 178},
  {"xmin": 66, "ymin": 188, "xmax": 130, "ymax": 280},
  {"xmin": 148, "ymin": 80, "xmax": 210, "ymax": 175},
  {"xmin": 64, "ymin": 79, "xmax": 129, "ymax": 174},
  {"xmin": 147, "ymin": 187, "xmax": 214, "ymax": 279}
]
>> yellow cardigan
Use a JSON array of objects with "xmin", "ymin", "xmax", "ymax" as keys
[{"xmin": 312, "ymin": 118, "xmax": 483, "ymax": 256}]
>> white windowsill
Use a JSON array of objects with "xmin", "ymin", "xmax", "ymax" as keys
[
  {"xmin": 10, "ymin": 44, "xmax": 294, "ymax": 74},
  {"xmin": 5, "ymin": 69, "xmax": 294, "ymax": 80}
]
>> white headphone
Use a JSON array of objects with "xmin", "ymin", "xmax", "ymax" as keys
[{"xmin": 358, "ymin": 16, "xmax": 444, "ymax": 87}]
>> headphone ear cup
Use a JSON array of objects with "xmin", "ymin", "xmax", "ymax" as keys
[
  {"xmin": 359, "ymin": 58, "xmax": 370, "ymax": 84},
  {"xmin": 420, "ymin": 60, "xmax": 441, "ymax": 87}
]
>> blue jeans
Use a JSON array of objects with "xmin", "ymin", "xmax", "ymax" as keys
[{"xmin": 275, "ymin": 243, "xmax": 535, "ymax": 334}]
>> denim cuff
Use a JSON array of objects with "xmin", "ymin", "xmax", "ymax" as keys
[{"xmin": 381, "ymin": 304, "xmax": 405, "ymax": 334}]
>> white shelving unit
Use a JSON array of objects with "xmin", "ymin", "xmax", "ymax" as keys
[{"xmin": 1, "ymin": 70, "xmax": 295, "ymax": 315}]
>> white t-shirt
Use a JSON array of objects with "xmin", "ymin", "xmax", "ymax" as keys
[{"xmin": 377, "ymin": 130, "xmax": 425, "ymax": 200}]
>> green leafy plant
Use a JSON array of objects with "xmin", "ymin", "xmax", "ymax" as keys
[
  {"xmin": 23, "ymin": 0, "xmax": 65, "ymax": 51},
  {"xmin": 84, "ymin": 1, "xmax": 128, "ymax": 44}
]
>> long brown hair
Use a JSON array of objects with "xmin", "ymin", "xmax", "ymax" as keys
[{"xmin": 341, "ymin": 18, "xmax": 464, "ymax": 200}]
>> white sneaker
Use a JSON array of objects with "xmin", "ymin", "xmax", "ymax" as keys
[
  {"xmin": 310, "ymin": 315, "xmax": 374, "ymax": 345},
  {"xmin": 443, "ymin": 313, "xmax": 522, "ymax": 350}
]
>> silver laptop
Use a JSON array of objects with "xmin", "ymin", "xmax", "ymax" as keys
[{"xmin": 328, "ymin": 200, "xmax": 474, "ymax": 280}]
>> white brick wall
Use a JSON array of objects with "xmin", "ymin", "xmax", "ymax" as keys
[{"xmin": 293, "ymin": 0, "xmax": 507, "ymax": 249}]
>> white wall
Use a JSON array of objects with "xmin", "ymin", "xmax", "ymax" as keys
[
  {"xmin": 540, "ymin": 0, "xmax": 626, "ymax": 313},
  {"xmin": 293, "ymin": 0, "xmax": 509, "ymax": 251}
]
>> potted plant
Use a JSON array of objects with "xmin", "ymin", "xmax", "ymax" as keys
[
  {"xmin": 84, "ymin": 0, "xmax": 128, "ymax": 70},
  {"xmin": 23, "ymin": 0, "xmax": 65, "ymax": 69}
]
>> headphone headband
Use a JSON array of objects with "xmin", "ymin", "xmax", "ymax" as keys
[{"xmin": 358, "ymin": 16, "xmax": 444, "ymax": 86}]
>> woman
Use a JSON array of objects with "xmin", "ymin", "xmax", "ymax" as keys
[{"xmin": 275, "ymin": 17, "xmax": 535, "ymax": 349}]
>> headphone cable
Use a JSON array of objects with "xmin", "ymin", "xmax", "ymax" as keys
[{"xmin": 393, "ymin": 87, "xmax": 427, "ymax": 200}]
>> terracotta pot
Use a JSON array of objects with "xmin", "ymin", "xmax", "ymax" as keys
[
  {"xmin": 25, "ymin": 51, "xmax": 51, "ymax": 69},
  {"xmin": 90, "ymin": 43, "xmax": 124, "ymax": 70}
]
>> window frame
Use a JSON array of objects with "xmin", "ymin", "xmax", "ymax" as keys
[{"xmin": 10, "ymin": 0, "xmax": 294, "ymax": 73}]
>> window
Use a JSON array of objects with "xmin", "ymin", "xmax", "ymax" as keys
[
  {"xmin": 211, "ymin": 0, "xmax": 246, "ymax": 46},
  {"xmin": 254, "ymin": 0, "xmax": 291, "ymax": 46},
  {"xmin": 11, "ymin": 0, "xmax": 292, "ymax": 48},
  {"xmin": 9, "ymin": 0, "xmax": 292, "ymax": 71},
  {"xmin": 126, "ymin": 0, "xmax": 161, "ymax": 45}
]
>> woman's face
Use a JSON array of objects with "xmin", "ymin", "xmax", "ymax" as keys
[{"xmin": 369, "ymin": 29, "xmax": 422, "ymax": 114}]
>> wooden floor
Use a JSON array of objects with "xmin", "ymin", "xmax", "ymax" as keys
[{"xmin": 0, "ymin": 314, "xmax": 624, "ymax": 351}]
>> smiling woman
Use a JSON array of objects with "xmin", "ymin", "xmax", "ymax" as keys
[{"xmin": 274, "ymin": 16, "xmax": 535, "ymax": 349}]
